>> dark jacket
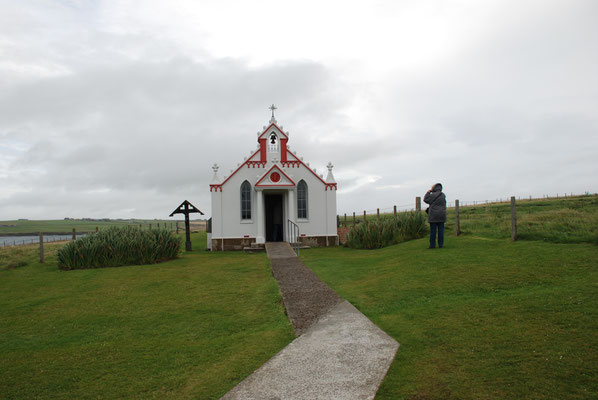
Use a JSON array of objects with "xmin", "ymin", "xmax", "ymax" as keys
[{"xmin": 424, "ymin": 184, "xmax": 447, "ymax": 223}]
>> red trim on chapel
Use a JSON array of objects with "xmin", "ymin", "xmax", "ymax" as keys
[
  {"xmin": 257, "ymin": 123, "xmax": 288, "ymax": 141},
  {"xmin": 255, "ymin": 164, "xmax": 296, "ymax": 187},
  {"xmin": 286, "ymin": 150, "xmax": 328, "ymax": 185}
]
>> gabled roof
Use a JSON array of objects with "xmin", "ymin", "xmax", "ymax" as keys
[
  {"xmin": 169, "ymin": 200, "xmax": 204, "ymax": 216},
  {"xmin": 258, "ymin": 123, "xmax": 288, "ymax": 141},
  {"xmin": 286, "ymin": 149, "xmax": 327, "ymax": 185},
  {"xmin": 255, "ymin": 164, "xmax": 296, "ymax": 187}
]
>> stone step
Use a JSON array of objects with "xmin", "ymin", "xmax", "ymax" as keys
[{"xmin": 243, "ymin": 246, "xmax": 265, "ymax": 253}]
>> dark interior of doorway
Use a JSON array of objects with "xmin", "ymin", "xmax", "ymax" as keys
[{"xmin": 265, "ymin": 194, "xmax": 283, "ymax": 242}]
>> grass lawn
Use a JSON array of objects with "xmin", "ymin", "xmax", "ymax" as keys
[
  {"xmin": 0, "ymin": 219, "xmax": 188, "ymax": 234},
  {"xmin": 301, "ymin": 236, "xmax": 598, "ymax": 399},
  {"xmin": 341, "ymin": 195, "xmax": 598, "ymax": 244},
  {"xmin": 0, "ymin": 232, "xmax": 294, "ymax": 399}
]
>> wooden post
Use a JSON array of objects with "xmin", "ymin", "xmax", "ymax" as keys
[
  {"xmin": 95, "ymin": 226, "xmax": 99, "ymax": 233},
  {"xmin": 353, "ymin": 212, "xmax": 356, "ymax": 225},
  {"xmin": 377, "ymin": 208, "xmax": 380, "ymax": 223},
  {"xmin": 511, "ymin": 196, "xmax": 517, "ymax": 241},
  {"xmin": 72, "ymin": 228, "xmax": 76, "ymax": 240},
  {"xmin": 416, "ymin": 197, "xmax": 421, "ymax": 212},
  {"xmin": 344, "ymin": 213, "xmax": 347, "ymax": 226},
  {"xmin": 149, "ymin": 223, "xmax": 152, "ymax": 231},
  {"xmin": 176, "ymin": 221, "xmax": 179, "ymax": 234},
  {"xmin": 39, "ymin": 232, "xmax": 44, "ymax": 263},
  {"xmin": 184, "ymin": 202, "xmax": 192, "ymax": 251},
  {"xmin": 455, "ymin": 200, "xmax": 461, "ymax": 236},
  {"xmin": 393, "ymin": 205, "xmax": 397, "ymax": 219},
  {"xmin": 363, "ymin": 210, "xmax": 367, "ymax": 224},
  {"xmin": 157, "ymin": 223, "xmax": 160, "ymax": 229}
]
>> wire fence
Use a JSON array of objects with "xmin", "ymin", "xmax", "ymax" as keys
[
  {"xmin": 337, "ymin": 191, "xmax": 598, "ymax": 244},
  {"xmin": 338, "ymin": 191, "xmax": 597, "ymax": 225},
  {"xmin": 0, "ymin": 221, "xmax": 209, "ymax": 248}
]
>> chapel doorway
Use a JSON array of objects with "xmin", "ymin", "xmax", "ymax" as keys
[{"xmin": 265, "ymin": 194, "xmax": 283, "ymax": 242}]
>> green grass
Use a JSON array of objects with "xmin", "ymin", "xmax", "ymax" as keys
[
  {"xmin": 341, "ymin": 195, "xmax": 598, "ymax": 244},
  {"xmin": 0, "ymin": 232, "xmax": 294, "ymax": 399},
  {"xmin": 300, "ymin": 236, "xmax": 598, "ymax": 399},
  {"xmin": 446, "ymin": 195, "xmax": 598, "ymax": 244},
  {"xmin": 0, "ymin": 219, "xmax": 183, "ymax": 234}
]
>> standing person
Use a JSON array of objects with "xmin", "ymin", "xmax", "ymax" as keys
[{"xmin": 424, "ymin": 183, "xmax": 447, "ymax": 249}]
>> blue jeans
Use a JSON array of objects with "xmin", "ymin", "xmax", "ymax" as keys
[{"xmin": 430, "ymin": 222, "xmax": 444, "ymax": 248}]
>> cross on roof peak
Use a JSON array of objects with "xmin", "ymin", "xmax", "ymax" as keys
[{"xmin": 269, "ymin": 104, "xmax": 277, "ymax": 118}]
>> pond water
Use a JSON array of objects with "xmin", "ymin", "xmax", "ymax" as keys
[{"xmin": 0, "ymin": 234, "xmax": 88, "ymax": 247}]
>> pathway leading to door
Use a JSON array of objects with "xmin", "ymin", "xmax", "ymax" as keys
[{"xmin": 221, "ymin": 242, "xmax": 399, "ymax": 400}]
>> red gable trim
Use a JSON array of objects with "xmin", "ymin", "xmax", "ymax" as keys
[
  {"xmin": 286, "ymin": 150, "xmax": 328, "ymax": 185},
  {"xmin": 217, "ymin": 149, "xmax": 262, "ymax": 187},
  {"xmin": 255, "ymin": 164, "xmax": 296, "ymax": 187},
  {"xmin": 258, "ymin": 123, "xmax": 288, "ymax": 141}
]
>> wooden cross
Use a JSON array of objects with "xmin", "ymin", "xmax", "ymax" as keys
[{"xmin": 169, "ymin": 200, "xmax": 204, "ymax": 251}]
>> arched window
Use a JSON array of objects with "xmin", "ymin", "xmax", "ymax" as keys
[
  {"xmin": 268, "ymin": 132, "xmax": 279, "ymax": 152},
  {"xmin": 297, "ymin": 180, "xmax": 308, "ymax": 219},
  {"xmin": 240, "ymin": 181, "xmax": 252, "ymax": 220}
]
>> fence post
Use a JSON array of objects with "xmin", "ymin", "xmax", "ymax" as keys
[
  {"xmin": 149, "ymin": 223, "xmax": 152, "ymax": 231},
  {"xmin": 39, "ymin": 232, "xmax": 44, "ymax": 263},
  {"xmin": 353, "ymin": 212, "xmax": 356, "ymax": 225},
  {"xmin": 176, "ymin": 222, "xmax": 179, "ymax": 234},
  {"xmin": 393, "ymin": 205, "xmax": 397, "ymax": 219},
  {"xmin": 377, "ymin": 208, "xmax": 380, "ymax": 223},
  {"xmin": 511, "ymin": 196, "xmax": 517, "ymax": 241},
  {"xmin": 95, "ymin": 226, "xmax": 99, "ymax": 233},
  {"xmin": 455, "ymin": 199, "xmax": 461, "ymax": 236},
  {"xmin": 416, "ymin": 197, "xmax": 421, "ymax": 212},
  {"xmin": 363, "ymin": 210, "xmax": 367, "ymax": 224},
  {"xmin": 344, "ymin": 213, "xmax": 347, "ymax": 226},
  {"xmin": 72, "ymin": 228, "xmax": 76, "ymax": 241}
]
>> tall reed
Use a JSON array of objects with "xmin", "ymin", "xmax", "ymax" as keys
[
  {"xmin": 57, "ymin": 226, "xmax": 181, "ymax": 270},
  {"xmin": 346, "ymin": 211, "xmax": 428, "ymax": 249}
]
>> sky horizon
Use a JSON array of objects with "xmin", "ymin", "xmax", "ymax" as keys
[{"xmin": 1, "ymin": 0, "xmax": 597, "ymax": 220}]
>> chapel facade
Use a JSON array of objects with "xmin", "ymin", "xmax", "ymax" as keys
[{"xmin": 208, "ymin": 107, "xmax": 338, "ymax": 251}]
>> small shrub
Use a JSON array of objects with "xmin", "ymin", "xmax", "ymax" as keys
[
  {"xmin": 57, "ymin": 226, "xmax": 181, "ymax": 270},
  {"xmin": 346, "ymin": 211, "xmax": 428, "ymax": 249}
]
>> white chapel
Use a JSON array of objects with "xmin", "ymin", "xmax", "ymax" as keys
[{"xmin": 208, "ymin": 106, "xmax": 338, "ymax": 251}]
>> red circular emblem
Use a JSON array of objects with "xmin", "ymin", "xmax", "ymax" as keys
[{"xmin": 270, "ymin": 172, "xmax": 281, "ymax": 183}]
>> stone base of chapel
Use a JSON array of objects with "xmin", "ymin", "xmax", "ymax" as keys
[
  {"xmin": 297, "ymin": 235, "xmax": 339, "ymax": 247},
  {"xmin": 211, "ymin": 235, "xmax": 338, "ymax": 251}
]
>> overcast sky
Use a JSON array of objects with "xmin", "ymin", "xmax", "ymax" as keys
[{"xmin": 1, "ymin": 0, "xmax": 597, "ymax": 220}]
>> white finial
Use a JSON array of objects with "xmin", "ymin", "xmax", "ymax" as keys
[
  {"xmin": 211, "ymin": 163, "xmax": 221, "ymax": 184},
  {"xmin": 269, "ymin": 104, "xmax": 278, "ymax": 124},
  {"xmin": 326, "ymin": 161, "xmax": 336, "ymax": 183}
]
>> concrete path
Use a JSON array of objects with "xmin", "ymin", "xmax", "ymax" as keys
[
  {"xmin": 221, "ymin": 242, "xmax": 399, "ymax": 400},
  {"xmin": 266, "ymin": 242, "xmax": 343, "ymax": 335}
]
